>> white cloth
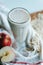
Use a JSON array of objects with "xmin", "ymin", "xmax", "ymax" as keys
[{"xmin": 0, "ymin": 3, "xmax": 15, "ymax": 43}]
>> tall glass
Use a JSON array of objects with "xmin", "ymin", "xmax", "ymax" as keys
[{"xmin": 8, "ymin": 7, "xmax": 32, "ymax": 50}]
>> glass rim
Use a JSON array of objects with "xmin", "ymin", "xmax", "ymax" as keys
[{"xmin": 8, "ymin": 7, "xmax": 31, "ymax": 24}]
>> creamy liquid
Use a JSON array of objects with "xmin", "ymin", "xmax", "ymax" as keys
[{"xmin": 9, "ymin": 8, "xmax": 29, "ymax": 23}]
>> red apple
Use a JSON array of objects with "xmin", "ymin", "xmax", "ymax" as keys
[{"xmin": 0, "ymin": 33, "xmax": 11, "ymax": 48}]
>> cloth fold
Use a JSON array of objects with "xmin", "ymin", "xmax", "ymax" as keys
[
  {"xmin": 0, "ymin": 3, "xmax": 15, "ymax": 43},
  {"xmin": 0, "ymin": 2, "xmax": 9, "ymax": 14}
]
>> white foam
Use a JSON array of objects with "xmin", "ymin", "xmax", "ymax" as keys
[{"xmin": 9, "ymin": 8, "xmax": 29, "ymax": 23}]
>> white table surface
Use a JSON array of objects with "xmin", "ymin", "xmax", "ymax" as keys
[{"xmin": 0, "ymin": 0, "xmax": 43, "ymax": 13}]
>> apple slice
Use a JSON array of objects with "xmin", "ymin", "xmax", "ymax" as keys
[{"xmin": 0, "ymin": 46, "xmax": 15, "ymax": 63}]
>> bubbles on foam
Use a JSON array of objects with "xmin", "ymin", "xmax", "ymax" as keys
[{"xmin": 9, "ymin": 8, "xmax": 29, "ymax": 23}]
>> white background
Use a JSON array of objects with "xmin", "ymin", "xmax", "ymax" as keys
[{"xmin": 0, "ymin": 0, "xmax": 43, "ymax": 13}]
